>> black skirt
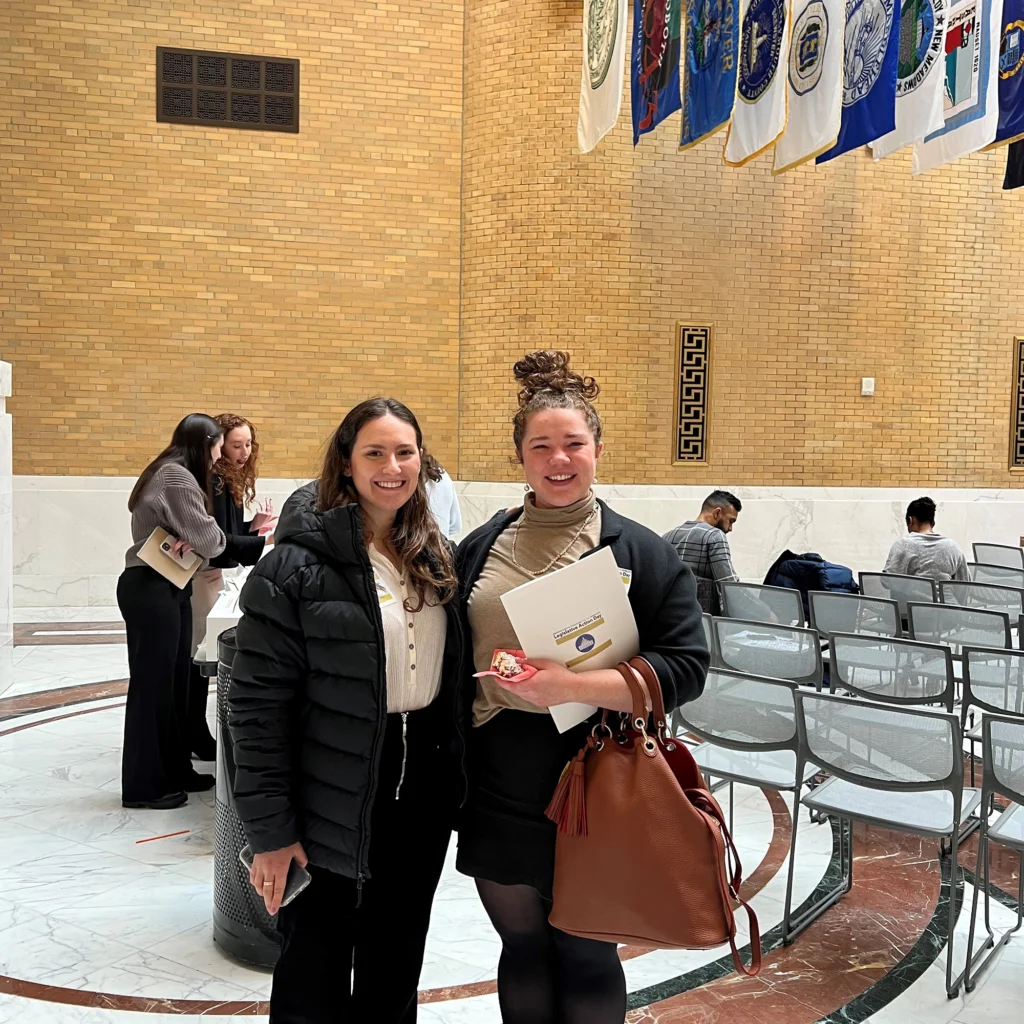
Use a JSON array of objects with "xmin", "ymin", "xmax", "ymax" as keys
[{"xmin": 456, "ymin": 709, "xmax": 590, "ymax": 899}]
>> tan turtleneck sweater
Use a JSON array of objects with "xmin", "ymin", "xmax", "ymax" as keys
[{"xmin": 468, "ymin": 491, "xmax": 602, "ymax": 726}]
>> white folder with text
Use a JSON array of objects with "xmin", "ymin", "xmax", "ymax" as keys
[{"xmin": 499, "ymin": 546, "xmax": 639, "ymax": 733}]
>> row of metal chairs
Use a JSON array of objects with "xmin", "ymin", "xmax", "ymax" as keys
[
  {"xmin": 677, "ymin": 670, "xmax": 980, "ymax": 997},
  {"xmin": 704, "ymin": 605, "xmax": 1018, "ymax": 692},
  {"xmin": 721, "ymin": 575, "xmax": 1024, "ymax": 632},
  {"xmin": 702, "ymin": 611, "xmax": 1024, "ymax": 720}
]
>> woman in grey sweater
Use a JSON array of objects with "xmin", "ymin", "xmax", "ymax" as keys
[{"xmin": 119, "ymin": 414, "xmax": 227, "ymax": 809}]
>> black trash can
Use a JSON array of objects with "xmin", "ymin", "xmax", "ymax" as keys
[{"xmin": 212, "ymin": 627, "xmax": 281, "ymax": 967}]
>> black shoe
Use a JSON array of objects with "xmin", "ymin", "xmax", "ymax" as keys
[
  {"xmin": 123, "ymin": 791, "xmax": 188, "ymax": 810},
  {"xmin": 191, "ymin": 734, "xmax": 217, "ymax": 762},
  {"xmin": 182, "ymin": 770, "xmax": 216, "ymax": 793}
]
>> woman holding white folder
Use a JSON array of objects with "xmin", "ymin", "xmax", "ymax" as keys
[
  {"xmin": 455, "ymin": 351, "xmax": 710, "ymax": 1024},
  {"xmin": 118, "ymin": 414, "xmax": 226, "ymax": 810}
]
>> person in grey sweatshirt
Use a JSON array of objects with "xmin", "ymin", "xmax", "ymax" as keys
[
  {"xmin": 883, "ymin": 497, "xmax": 969, "ymax": 582},
  {"xmin": 118, "ymin": 415, "xmax": 227, "ymax": 809}
]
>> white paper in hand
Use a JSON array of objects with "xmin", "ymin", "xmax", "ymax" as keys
[{"xmin": 499, "ymin": 546, "xmax": 639, "ymax": 732}]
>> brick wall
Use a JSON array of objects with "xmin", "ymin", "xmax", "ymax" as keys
[
  {"xmin": 4, "ymin": 0, "xmax": 1022, "ymax": 487},
  {"xmin": 459, "ymin": 0, "xmax": 1024, "ymax": 487},
  {"xmin": 0, "ymin": 0, "xmax": 463, "ymax": 475}
]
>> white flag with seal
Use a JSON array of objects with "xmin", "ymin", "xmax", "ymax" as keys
[
  {"xmin": 773, "ymin": 0, "xmax": 846, "ymax": 171},
  {"xmin": 912, "ymin": 0, "xmax": 1003, "ymax": 171},
  {"xmin": 725, "ymin": 0, "xmax": 793, "ymax": 164},
  {"xmin": 578, "ymin": 0, "xmax": 630, "ymax": 152},
  {"xmin": 871, "ymin": 0, "xmax": 949, "ymax": 158}
]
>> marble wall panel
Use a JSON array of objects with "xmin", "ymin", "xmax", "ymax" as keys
[{"xmin": 12, "ymin": 477, "xmax": 1024, "ymax": 605}]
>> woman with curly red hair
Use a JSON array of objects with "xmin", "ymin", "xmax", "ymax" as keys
[{"xmin": 187, "ymin": 413, "xmax": 275, "ymax": 760}]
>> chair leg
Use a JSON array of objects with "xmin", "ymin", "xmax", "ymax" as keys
[
  {"xmin": 946, "ymin": 824, "xmax": 962, "ymax": 998},
  {"xmin": 784, "ymin": 798, "xmax": 851, "ymax": 946},
  {"xmin": 963, "ymin": 842, "xmax": 1024, "ymax": 993}
]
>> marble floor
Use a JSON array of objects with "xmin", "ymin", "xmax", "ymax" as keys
[{"xmin": 0, "ymin": 608, "xmax": 1021, "ymax": 1022}]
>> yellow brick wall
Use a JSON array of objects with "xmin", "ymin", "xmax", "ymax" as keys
[
  {"xmin": 0, "ymin": 0, "xmax": 463, "ymax": 476},
  {"xmin": 4, "ymin": 0, "xmax": 1023, "ymax": 487},
  {"xmin": 459, "ymin": 0, "xmax": 1024, "ymax": 487}
]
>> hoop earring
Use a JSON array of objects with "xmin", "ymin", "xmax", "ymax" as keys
[{"xmin": 524, "ymin": 484, "xmax": 530, "ymax": 493}]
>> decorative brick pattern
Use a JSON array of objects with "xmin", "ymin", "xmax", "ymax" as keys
[{"xmin": 675, "ymin": 325, "xmax": 710, "ymax": 464}]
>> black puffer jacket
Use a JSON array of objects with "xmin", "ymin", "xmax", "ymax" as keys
[{"xmin": 227, "ymin": 482, "xmax": 463, "ymax": 882}]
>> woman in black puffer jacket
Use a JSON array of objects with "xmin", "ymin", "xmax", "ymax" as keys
[{"xmin": 227, "ymin": 398, "xmax": 462, "ymax": 1024}]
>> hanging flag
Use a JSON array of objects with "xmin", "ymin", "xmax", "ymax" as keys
[
  {"xmin": 680, "ymin": 0, "xmax": 742, "ymax": 148},
  {"xmin": 774, "ymin": 0, "xmax": 846, "ymax": 170},
  {"xmin": 985, "ymin": 1, "xmax": 1024, "ymax": 146},
  {"xmin": 579, "ymin": 0, "xmax": 630, "ymax": 152},
  {"xmin": 817, "ymin": 0, "xmax": 904, "ymax": 162},
  {"xmin": 912, "ymin": 0, "xmax": 1002, "ymax": 172},
  {"xmin": 725, "ymin": 0, "xmax": 792, "ymax": 162},
  {"xmin": 631, "ymin": 0, "xmax": 683, "ymax": 143},
  {"xmin": 870, "ymin": 0, "xmax": 949, "ymax": 157},
  {"xmin": 1005, "ymin": 135, "xmax": 1024, "ymax": 183}
]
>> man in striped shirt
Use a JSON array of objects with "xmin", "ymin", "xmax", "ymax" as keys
[{"xmin": 663, "ymin": 491, "xmax": 742, "ymax": 612}]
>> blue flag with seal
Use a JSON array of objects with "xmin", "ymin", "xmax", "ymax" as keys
[
  {"xmin": 631, "ymin": 0, "xmax": 683, "ymax": 143},
  {"xmin": 680, "ymin": 0, "xmax": 742, "ymax": 148},
  {"xmin": 990, "ymin": 1, "xmax": 1024, "ymax": 145},
  {"xmin": 817, "ymin": 0, "xmax": 904, "ymax": 162}
]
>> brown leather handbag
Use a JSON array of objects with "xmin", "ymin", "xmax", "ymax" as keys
[{"xmin": 545, "ymin": 656, "xmax": 762, "ymax": 976}]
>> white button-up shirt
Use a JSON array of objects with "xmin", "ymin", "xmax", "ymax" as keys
[{"xmin": 368, "ymin": 545, "xmax": 447, "ymax": 713}]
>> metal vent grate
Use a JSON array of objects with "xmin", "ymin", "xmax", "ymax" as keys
[{"xmin": 156, "ymin": 47, "xmax": 299, "ymax": 132}]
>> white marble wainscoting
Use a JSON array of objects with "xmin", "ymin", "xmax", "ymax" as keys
[
  {"xmin": 0, "ymin": 364, "xmax": 13, "ymax": 695},
  {"xmin": 15, "ymin": 476, "xmax": 1024, "ymax": 607}
]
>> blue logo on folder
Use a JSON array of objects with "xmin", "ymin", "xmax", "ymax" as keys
[{"xmin": 576, "ymin": 634, "xmax": 596, "ymax": 653}]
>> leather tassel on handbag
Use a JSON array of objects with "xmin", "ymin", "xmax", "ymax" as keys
[{"xmin": 545, "ymin": 656, "xmax": 762, "ymax": 976}]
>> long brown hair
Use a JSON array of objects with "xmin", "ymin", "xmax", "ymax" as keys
[
  {"xmin": 512, "ymin": 349, "xmax": 603, "ymax": 456},
  {"xmin": 129, "ymin": 414, "xmax": 222, "ymax": 513},
  {"xmin": 213, "ymin": 413, "xmax": 260, "ymax": 508},
  {"xmin": 317, "ymin": 398, "xmax": 457, "ymax": 610}
]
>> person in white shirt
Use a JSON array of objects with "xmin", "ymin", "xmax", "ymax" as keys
[
  {"xmin": 423, "ymin": 450, "xmax": 463, "ymax": 539},
  {"xmin": 884, "ymin": 496, "xmax": 969, "ymax": 582}
]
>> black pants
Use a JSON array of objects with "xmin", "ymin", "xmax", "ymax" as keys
[
  {"xmin": 269, "ymin": 706, "xmax": 453, "ymax": 1024},
  {"xmin": 117, "ymin": 566, "xmax": 193, "ymax": 802}
]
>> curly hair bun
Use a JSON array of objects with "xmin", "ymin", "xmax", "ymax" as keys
[{"xmin": 513, "ymin": 350, "xmax": 600, "ymax": 406}]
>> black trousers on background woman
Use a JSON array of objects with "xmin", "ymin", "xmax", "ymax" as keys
[
  {"xmin": 269, "ymin": 704, "xmax": 453, "ymax": 1024},
  {"xmin": 117, "ymin": 566, "xmax": 194, "ymax": 804}
]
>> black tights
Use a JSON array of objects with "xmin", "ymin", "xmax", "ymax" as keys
[{"xmin": 476, "ymin": 879, "xmax": 626, "ymax": 1024}]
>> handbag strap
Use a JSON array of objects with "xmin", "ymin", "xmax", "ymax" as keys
[
  {"xmin": 613, "ymin": 662, "xmax": 652, "ymax": 731},
  {"xmin": 627, "ymin": 656, "xmax": 668, "ymax": 735}
]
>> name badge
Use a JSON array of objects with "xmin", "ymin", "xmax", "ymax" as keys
[
  {"xmin": 619, "ymin": 568, "xmax": 632, "ymax": 592},
  {"xmin": 373, "ymin": 569, "xmax": 396, "ymax": 606}
]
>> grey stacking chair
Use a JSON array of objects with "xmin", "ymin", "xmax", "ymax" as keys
[
  {"xmin": 972, "ymin": 543, "xmax": 1024, "ymax": 569},
  {"xmin": 701, "ymin": 612, "xmax": 717, "ymax": 663},
  {"xmin": 960, "ymin": 646, "xmax": 1024, "ymax": 780},
  {"xmin": 858, "ymin": 572, "xmax": 937, "ymax": 620},
  {"xmin": 713, "ymin": 617, "xmax": 823, "ymax": 689},
  {"xmin": 969, "ymin": 562, "xmax": 1024, "ymax": 589},
  {"xmin": 719, "ymin": 582, "xmax": 803, "ymax": 627},
  {"xmin": 791, "ymin": 691, "xmax": 981, "ymax": 996},
  {"xmin": 963, "ymin": 715, "xmax": 1024, "ymax": 991},
  {"xmin": 829, "ymin": 633, "xmax": 955, "ymax": 711},
  {"xmin": 939, "ymin": 580, "xmax": 1024, "ymax": 619},
  {"xmin": 808, "ymin": 592, "xmax": 901, "ymax": 640},
  {"xmin": 908, "ymin": 602, "xmax": 1012, "ymax": 655},
  {"xmin": 673, "ymin": 669, "xmax": 819, "ymax": 943}
]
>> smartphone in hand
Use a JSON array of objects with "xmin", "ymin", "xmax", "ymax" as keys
[{"xmin": 238, "ymin": 845, "xmax": 312, "ymax": 910}]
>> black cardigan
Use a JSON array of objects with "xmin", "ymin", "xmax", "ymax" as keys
[
  {"xmin": 455, "ymin": 499, "xmax": 710, "ymax": 726},
  {"xmin": 208, "ymin": 475, "xmax": 267, "ymax": 569}
]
